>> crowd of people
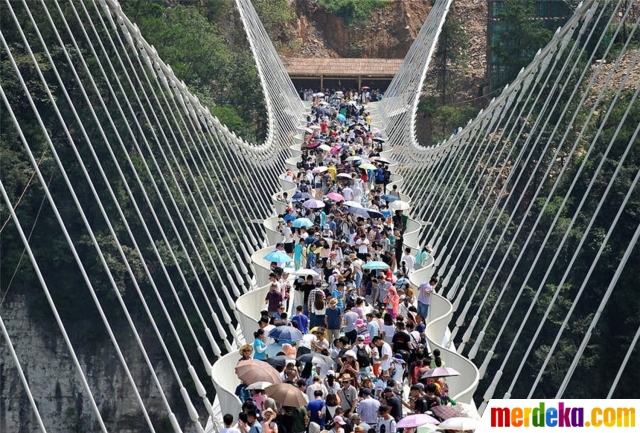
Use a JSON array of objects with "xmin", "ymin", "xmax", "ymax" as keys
[{"xmin": 226, "ymin": 90, "xmax": 471, "ymax": 433}]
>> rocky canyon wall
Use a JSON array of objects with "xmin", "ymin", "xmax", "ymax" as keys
[{"xmin": 0, "ymin": 291, "xmax": 194, "ymax": 432}]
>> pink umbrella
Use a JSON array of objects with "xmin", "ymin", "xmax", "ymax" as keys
[
  {"xmin": 421, "ymin": 366, "xmax": 461, "ymax": 379},
  {"xmin": 326, "ymin": 192, "xmax": 345, "ymax": 202},
  {"xmin": 330, "ymin": 145, "xmax": 342, "ymax": 154},
  {"xmin": 312, "ymin": 166, "xmax": 328, "ymax": 174},
  {"xmin": 396, "ymin": 414, "xmax": 440, "ymax": 428}
]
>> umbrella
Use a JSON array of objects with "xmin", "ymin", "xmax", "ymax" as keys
[
  {"xmin": 365, "ymin": 208, "xmax": 384, "ymax": 219},
  {"xmin": 246, "ymin": 381, "xmax": 273, "ymax": 390},
  {"xmin": 359, "ymin": 163, "xmax": 376, "ymax": 170},
  {"xmin": 330, "ymin": 145, "xmax": 342, "ymax": 154},
  {"xmin": 316, "ymin": 92, "xmax": 325, "ymax": 98},
  {"xmin": 264, "ymin": 251, "xmax": 294, "ymax": 263},
  {"xmin": 269, "ymin": 326, "xmax": 304, "ymax": 342},
  {"xmin": 309, "ymin": 125, "xmax": 321, "ymax": 130},
  {"xmin": 345, "ymin": 156, "xmax": 364, "ymax": 162},
  {"xmin": 371, "ymin": 157, "xmax": 391, "ymax": 164},
  {"xmin": 421, "ymin": 367, "xmax": 461, "ymax": 379},
  {"xmin": 236, "ymin": 360, "xmax": 282, "ymax": 384},
  {"xmin": 373, "ymin": 137, "xmax": 386, "ymax": 143},
  {"xmin": 372, "ymin": 127, "xmax": 382, "ymax": 136},
  {"xmin": 303, "ymin": 199, "xmax": 325, "ymax": 209},
  {"xmin": 416, "ymin": 424, "xmax": 439, "ymax": 433},
  {"xmin": 396, "ymin": 414, "xmax": 440, "ymax": 428},
  {"xmin": 430, "ymin": 405, "xmax": 467, "ymax": 421},
  {"xmin": 292, "ymin": 192, "xmax": 313, "ymax": 201},
  {"xmin": 345, "ymin": 205, "xmax": 383, "ymax": 220},
  {"xmin": 265, "ymin": 383, "xmax": 308, "ymax": 407},
  {"xmin": 389, "ymin": 200, "xmax": 411, "ymax": 211},
  {"xmin": 292, "ymin": 218, "xmax": 313, "ymax": 228},
  {"xmin": 326, "ymin": 192, "xmax": 345, "ymax": 202},
  {"xmin": 336, "ymin": 113, "xmax": 346, "ymax": 122},
  {"xmin": 319, "ymin": 144, "xmax": 331, "ymax": 151},
  {"xmin": 266, "ymin": 355, "xmax": 297, "ymax": 367},
  {"xmin": 297, "ymin": 352, "xmax": 335, "ymax": 366},
  {"xmin": 303, "ymin": 127, "xmax": 313, "ymax": 134},
  {"xmin": 361, "ymin": 86, "xmax": 370, "ymax": 90},
  {"xmin": 343, "ymin": 200, "xmax": 363, "ymax": 208},
  {"xmin": 337, "ymin": 173, "xmax": 353, "ymax": 180},
  {"xmin": 363, "ymin": 261, "xmax": 390, "ymax": 270},
  {"xmin": 436, "ymin": 417, "xmax": 479, "ymax": 431},
  {"xmin": 312, "ymin": 166, "xmax": 328, "ymax": 174},
  {"xmin": 380, "ymin": 194, "xmax": 399, "ymax": 202},
  {"xmin": 292, "ymin": 268, "xmax": 320, "ymax": 277},
  {"xmin": 306, "ymin": 141, "xmax": 321, "ymax": 149}
]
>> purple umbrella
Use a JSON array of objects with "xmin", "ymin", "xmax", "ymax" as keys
[{"xmin": 303, "ymin": 199, "xmax": 325, "ymax": 209}]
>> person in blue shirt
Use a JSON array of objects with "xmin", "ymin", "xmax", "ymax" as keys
[
  {"xmin": 290, "ymin": 305, "xmax": 309, "ymax": 334},
  {"xmin": 253, "ymin": 329, "xmax": 268, "ymax": 361},
  {"xmin": 325, "ymin": 298, "xmax": 342, "ymax": 344},
  {"xmin": 307, "ymin": 389, "xmax": 327, "ymax": 428}
]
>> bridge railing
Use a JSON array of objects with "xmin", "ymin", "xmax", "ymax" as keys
[{"xmin": 408, "ymin": 265, "xmax": 480, "ymax": 403}]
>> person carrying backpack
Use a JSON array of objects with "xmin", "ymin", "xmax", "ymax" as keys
[{"xmin": 354, "ymin": 336, "xmax": 372, "ymax": 378}]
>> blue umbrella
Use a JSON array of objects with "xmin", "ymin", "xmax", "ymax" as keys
[
  {"xmin": 381, "ymin": 194, "xmax": 399, "ymax": 202},
  {"xmin": 336, "ymin": 113, "xmax": 346, "ymax": 122},
  {"xmin": 264, "ymin": 251, "xmax": 294, "ymax": 263},
  {"xmin": 269, "ymin": 326, "xmax": 304, "ymax": 342},
  {"xmin": 292, "ymin": 218, "xmax": 313, "ymax": 228},
  {"xmin": 363, "ymin": 260, "xmax": 390, "ymax": 270},
  {"xmin": 292, "ymin": 192, "xmax": 313, "ymax": 200}
]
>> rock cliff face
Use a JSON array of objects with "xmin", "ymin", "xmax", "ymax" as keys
[
  {"xmin": 0, "ymin": 292, "xmax": 188, "ymax": 432},
  {"xmin": 291, "ymin": 1, "xmax": 432, "ymax": 58}
]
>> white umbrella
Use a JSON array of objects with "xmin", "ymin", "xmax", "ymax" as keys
[
  {"xmin": 389, "ymin": 200, "xmax": 411, "ymax": 211},
  {"xmin": 343, "ymin": 200, "xmax": 362, "ymax": 208},
  {"xmin": 292, "ymin": 268, "xmax": 320, "ymax": 278},
  {"xmin": 436, "ymin": 417, "xmax": 479, "ymax": 431},
  {"xmin": 247, "ymin": 381, "xmax": 273, "ymax": 390},
  {"xmin": 319, "ymin": 144, "xmax": 331, "ymax": 151},
  {"xmin": 316, "ymin": 92, "xmax": 325, "ymax": 97},
  {"xmin": 346, "ymin": 156, "xmax": 364, "ymax": 162}
]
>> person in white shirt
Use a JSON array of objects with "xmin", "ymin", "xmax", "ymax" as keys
[
  {"xmin": 221, "ymin": 414, "xmax": 241, "ymax": 433},
  {"xmin": 400, "ymin": 247, "xmax": 415, "ymax": 276},
  {"xmin": 342, "ymin": 186, "xmax": 354, "ymax": 201},
  {"xmin": 306, "ymin": 375, "xmax": 328, "ymax": 401},
  {"xmin": 372, "ymin": 336, "xmax": 392, "ymax": 373}
]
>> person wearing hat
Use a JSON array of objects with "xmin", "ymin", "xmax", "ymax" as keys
[
  {"xmin": 381, "ymin": 387, "xmax": 402, "ymax": 422},
  {"xmin": 355, "ymin": 388, "xmax": 379, "ymax": 428},
  {"xmin": 375, "ymin": 405, "xmax": 395, "ymax": 433},
  {"xmin": 337, "ymin": 374, "xmax": 357, "ymax": 417},
  {"xmin": 239, "ymin": 344, "xmax": 254, "ymax": 361},
  {"xmin": 330, "ymin": 416, "xmax": 346, "ymax": 433},
  {"xmin": 261, "ymin": 408, "xmax": 279, "ymax": 433},
  {"xmin": 325, "ymin": 297, "xmax": 342, "ymax": 343}
]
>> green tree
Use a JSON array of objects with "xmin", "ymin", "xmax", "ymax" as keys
[{"xmin": 491, "ymin": 0, "xmax": 554, "ymax": 89}]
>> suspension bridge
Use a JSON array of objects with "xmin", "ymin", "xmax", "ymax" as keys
[{"xmin": 0, "ymin": 0, "xmax": 638, "ymax": 432}]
